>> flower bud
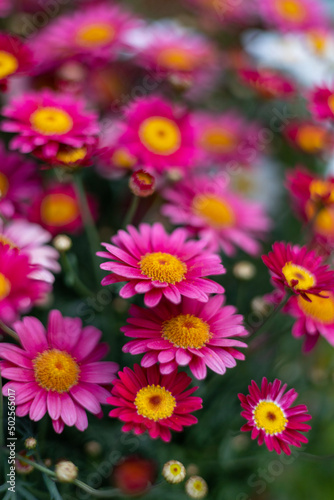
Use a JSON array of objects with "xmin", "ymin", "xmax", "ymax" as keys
[
  {"xmin": 55, "ymin": 460, "xmax": 78, "ymax": 483},
  {"xmin": 129, "ymin": 170, "xmax": 156, "ymax": 198},
  {"xmin": 233, "ymin": 261, "xmax": 256, "ymax": 280},
  {"xmin": 84, "ymin": 441, "xmax": 102, "ymax": 458},
  {"xmin": 24, "ymin": 437, "xmax": 37, "ymax": 450},
  {"xmin": 162, "ymin": 460, "xmax": 186, "ymax": 484},
  {"xmin": 53, "ymin": 234, "xmax": 72, "ymax": 252},
  {"xmin": 185, "ymin": 476, "xmax": 208, "ymax": 499},
  {"xmin": 16, "ymin": 451, "xmax": 34, "ymax": 475}
]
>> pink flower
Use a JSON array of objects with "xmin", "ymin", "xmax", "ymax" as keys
[
  {"xmin": 28, "ymin": 183, "xmax": 97, "ymax": 236},
  {"xmin": 309, "ymin": 86, "xmax": 334, "ymax": 120},
  {"xmin": 0, "ymin": 310, "xmax": 118, "ymax": 433},
  {"xmin": 285, "ymin": 292, "xmax": 334, "ymax": 351},
  {"xmin": 122, "ymin": 296, "xmax": 247, "ymax": 379},
  {"xmin": 185, "ymin": 0, "xmax": 257, "ymax": 27},
  {"xmin": 239, "ymin": 377, "xmax": 312, "ymax": 455},
  {"xmin": 239, "ymin": 68, "xmax": 296, "ymax": 99},
  {"xmin": 0, "ymin": 33, "xmax": 34, "ymax": 90},
  {"xmin": 257, "ymin": 0, "xmax": 328, "ymax": 32},
  {"xmin": 0, "ymin": 244, "xmax": 50, "ymax": 324},
  {"xmin": 262, "ymin": 242, "xmax": 334, "ymax": 299},
  {"xmin": 193, "ymin": 111, "xmax": 262, "ymax": 166},
  {"xmin": 98, "ymin": 222, "xmax": 225, "ymax": 308},
  {"xmin": 29, "ymin": 2, "xmax": 141, "ymax": 67},
  {"xmin": 0, "ymin": 219, "xmax": 60, "ymax": 284},
  {"xmin": 162, "ymin": 176, "xmax": 270, "ymax": 256},
  {"xmin": 284, "ymin": 121, "xmax": 332, "ymax": 154},
  {"xmin": 2, "ymin": 90, "xmax": 99, "ymax": 161},
  {"xmin": 108, "ymin": 364, "xmax": 202, "ymax": 442},
  {"xmin": 117, "ymin": 96, "xmax": 196, "ymax": 173},
  {"xmin": 0, "ymin": 142, "xmax": 41, "ymax": 219}
]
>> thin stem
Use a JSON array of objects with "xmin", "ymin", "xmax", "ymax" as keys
[
  {"xmin": 60, "ymin": 252, "xmax": 94, "ymax": 298},
  {"xmin": 73, "ymin": 174, "xmax": 101, "ymax": 287},
  {"xmin": 251, "ymin": 293, "xmax": 291, "ymax": 338},
  {"xmin": 123, "ymin": 195, "xmax": 139, "ymax": 227},
  {"xmin": 0, "ymin": 321, "xmax": 19, "ymax": 343}
]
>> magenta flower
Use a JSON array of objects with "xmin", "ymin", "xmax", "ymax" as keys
[
  {"xmin": 239, "ymin": 378, "xmax": 312, "ymax": 455},
  {"xmin": 108, "ymin": 364, "xmax": 202, "ymax": 442},
  {"xmin": 309, "ymin": 86, "xmax": 334, "ymax": 120},
  {"xmin": 2, "ymin": 90, "xmax": 99, "ymax": 161},
  {"xmin": 162, "ymin": 176, "xmax": 270, "ymax": 256},
  {"xmin": 122, "ymin": 296, "xmax": 247, "ymax": 379},
  {"xmin": 117, "ymin": 96, "xmax": 196, "ymax": 173},
  {"xmin": 0, "ymin": 142, "xmax": 41, "ymax": 219},
  {"xmin": 0, "ymin": 310, "xmax": 118, "ymax": 433},
  {"xmin": 262, "ymin": 242, "xmax": 334, "ymax": 299},
  {"xmin": 0, "ymin": 219, "xmax": 60, "ymax": 284},
  {"xmin": 0, "ymin": 244, "xmax": 50, "ymax": 324},
  {"xmin": 257, "ymin": 0, "xmax": 328, "ymax": 32},
  {"xmin": 0, "ymin": 33, "xmax": 34, "ymax": 90},
  {"xmin": 98, "ymin": 223, "xmax": 225, "ymax": 307}
]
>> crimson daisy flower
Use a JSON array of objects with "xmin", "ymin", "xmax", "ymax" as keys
[
  {"xmin": 0, "ymin": 310, "xmax": 118, "ymax": 433},
  {"xmin": 309, "ymin": 85, "xmax": 334, "ymax": 120},
  {"xmin": 122, "ymin": 296, "xmax": 247, "ymax": 379},
  {"xmin": 1, "ymin": 89, "xmax": 99, "ymax": 161},
  {"xmin": 98, "ymin": 223, "xmax": 225, "ymax": 308},
  {"xmin": 0, "ymin": 33, "xmax": 33, "ymax": 91},
  {"xmin": 107, "ymin": 364, "xmax": 202, "ymax": 442},
  {"xmin": 262, "ymin": 242, "xmax": 334, "ymax": 299},
  {"xmin": 239, "ymin": 378, "xmax": 312, "ymax": 455}
]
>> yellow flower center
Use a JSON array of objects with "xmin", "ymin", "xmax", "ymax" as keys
[
  {"xmin": 30, "ymin": 107, "xmax": 73, "ymax": 136},
  {"xmin": 169, "ymin": 463, "xmax": 183, "ymax": 476},
  {"xmin": 328, "ymin": 94, "xmax": 334, "ymax": 115},
  {"xmin": 41, "ymin": 193, "xmax": 79, "ymax": 226},
  {"xmin": 139, "ymin": 252, "xmax": 187, "ymax": 284},
  {"xmin": 0, "ymin": 272, "xmax": 11, "ymax": 300},
  {"xmin": 192, "ymin": 194, "xmax": 236, "ymax": 228},
  {"xmin": 134, "ymin": 384, "xmax": 176, "ymax": 421},
  {"xmin": 0, "ymin": 51, "xmax": 18, "ymax": 79},
  {"xmin": 296, "ymin": 125, "xmax": 327, "ymax": 153},
  {"xmin": 200, "ymin": 127, "xmax": 237, "ymax": 153},
  {"xmin": 111, "ymin": 148, "xmax": 136, "ymax": 169},
  {"xmin": 282, "ymin": 262, "xmax": 315, "ymax": 290},
  {"xmin": 275, "ymin": 0, "xmax": 306, "ymax": 21},
  {"xmin": 0, "ymin": 235, "xmax": 17, "ymax": 249},
  {"xmin": 306, "ymin": 203, "xmax": 334, "ymax": 237},
  {"xmin": 309, "ymin": 179, "xmax": 334, "ymax": 203},
  {"xmin": 33, "ymin": 349, "xmax": 80, "ymax": 393},
  {"xmin": 139, "ymin": 117, "xmax": 181, "ymax": 156},
  {"xmin": 0, "ymin": 172, "xmax": 9, "ymax": 198},
  {"xmin": 75, "ymin": 23, "xmax": 115, "ymax": 47},
  {"xmin": 298, "ymin": 292, "xmax": 334, "ymax": 323},
  {"xmin": 157, "ymin": 48, "xmax": 196, "ymax": 72},
  {"xmin": 308, "ymin": 31, "xmax": 328, "ymax": 54},
  {"xmin": 254, "ymin": 401, "xmax": 287, "ymax": 435},
  {"xmin": 56, "ymin": 147, "xmax": 87, "ymax": 165},
  {"xmin": 162, "ymin": 314, "xmax": 211, "ymax": 349}
]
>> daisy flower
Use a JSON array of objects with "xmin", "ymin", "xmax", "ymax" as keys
[
  {"xmin": 262, "ymin": 242, "xmax": 334, "ymax": 298},
  {"xmin": 309, "ymin": 85, "xmax": 334, "ymax": 120},
  {"xmin": 0, "ymin": 219, "xmax": 60, "ymax": 284},
  {"xmin": 185, "ymin": 476, "xmax": 208, "ymax": 499},
  {"xmin": 98, "ymin": 222, "xmax": 225, "ymax": 308},
  {"xmin": 239, "ymin": 68, "xmax": 296, "ymax": 99},
  {"xmin": 29, "ymin": 2, "xmax": 141, "ymax": 67},
  {"xmin": 193, "ymin": 111, "xmax": 262, "ymax": 166},
  {"xmin": 0, "ymin": 33, "xmax": 33, "ymax": 90},
  {"xmin": 28, "ymin": 183, "xmax": 97, "ymax": 236},
  {"xmin": 0, "ymin": 142, "xmax": 41, "ymax": 219},
  {"xmin": 162, "ymin": 176, "xmax": 270, "ymax": 256},
  {"xmin": 285, "ymin": 292, "xmax": 334, "ymax": 351},
  {"xmin": 107, "ymin": 364, "xmax": 202, "ymax": 442},
  {"xmin": 122, "ymin": 296, "xmax": 247, "ymax": 379},
  {"xmin": 284, "ymin": 121, "xmax": 332, "ymax": 154},
  {"xmin": 257, "ymin": 0, "xmax": 328, "ymax": 32},
  {"xmin": 0, "ymin": 310, "xmax": 118, "ymax": 433},
  {"xmin": 239, "ymin": 378, "xmax": 312, "ymax": 455},
  {"xmin": 117, "ymin": 96, "xmax": 196, "ymax": 173},
  {"xmin": 0, "ymin": 244, "xmax": 50, "ymax": 324},
  {"xmin": 162, "ymin": 460, "xmax": 186, "ymax": 484},
  {"xmin": 2, "ymin": 90, "xmax": 99, "ymax": 161}
]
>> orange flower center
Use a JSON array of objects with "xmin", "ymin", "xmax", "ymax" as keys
[
  {"xmin": 192, "ymin": 194, "xmax": 236, "ymax": 228},
  {"xmin": 139, "ymin": 117, "xmax": 181, "ymax": 156},
  {"xmin": 200, "ymin": 127, "xmax": 237, "ymax": 153},
  {"xmin": 0, "ymin": 172, "xmax": 9, "ymax": 198},
  {"xmin": 33, "ymin": 349, "xmax": 80, "ymax": 393},
  {"xmin": 275, "ymin": 0, "xmax": 306, "ymax": 22},
  {"xmin": 162, "ymin": 314, "xmax": 211, "ymax": 349},
  {"xmin": 0, "ymin": 272, "xmax": 11, "ymax": 300},
  {"xmin": 139, "ymin": 252, "xmax": 187, "ymax": 284},
  {"xmin": 0, "ymin": 50, "xmax": 18, "ymax": 79},
  {"xmin": 157, "ymin": 48, "xmax": 197, "ymax": 72},
  {"xmin": 41, "ymin": 193, "xmax": 79, "ymax": 226},
  {"xmin": 134, "ymin": 384, "xmax": 176, "ymax": 421},
  {"xmin": 76, "ymin": 23, "xmax": 115, "ymax": 47},
  {"xmin": 296, "ymin": 125, "xmax": 327, "ymax": 153}
]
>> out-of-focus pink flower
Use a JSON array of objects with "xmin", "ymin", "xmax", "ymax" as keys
[
  {"xmin": 239, "ymin": 68, "xmax": 296, "ymax": 99},
  {"xmin": 257, "ymin": 0, "xmax": 328, "ymax": 32}
]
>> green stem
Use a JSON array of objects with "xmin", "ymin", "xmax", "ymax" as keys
[
  {"xmin": 251, "ymin": 293, "xmax": 291, "ymax": 338},
  {"xmin": 60, "ymin": 252, "xmax": 93, "ymax": 298},
  {"xmin": 0, "ymin": 321, "xmax": 19, "ymax": 343},
  {"xmin": 123, "ymin": 195, "xmax": 139, "ymax": 227},
  {"xmin": 73, "ymin": 174, "xmax": 101, "ymax": 288},
  {"xmin": 299, "ymin": 452, "xmax": 334, "ymax": 461}
]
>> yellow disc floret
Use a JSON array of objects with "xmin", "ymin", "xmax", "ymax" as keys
[
  {"xmin": 56, "ymin": 147, "xmax": 87, "ymax": 165},
  {"xmin": 134, "ymin": 384, "xmax": 176, "ymax": 421},
  {"xmin": 162, "ymin": 314, "xmax": 211, "ymax": 349},
  {"xmin": 282, "ymin": 262, "xmax": 315, "ymax": 290},
  {"xmin": 0, "ymin": 51, "xmax": 19, "ymax": 79},
  {"xmin": 200, "ymin": 128, "xmax": 237, "ymax": 153},
  {"xmin": 157, "ymin": 48, "xmax": 196, "ymax": 72},
  {"xmin": 298, "ymin": 292, "xmax": 334, "ymax": 323},
  {"xmin": 275, "ymin": 0, "xmax": 306, "ymax": 22},
  {"xmin": 76, "ymin": 23, "xmax": 115, "ymax": 47},
  {"xmin": 139, "ymin": 117, "xmax": 181, "ymax": 155},
  {"xmin": 30, "ymin": 107, "xmax": 73, "ymax": 136},
  {"xmin": 253, "ymin": 400, "xmax": 287, "ymax": 435},
  {"xmin": 0, "ymin": 172, "xmax": 9, "ymax": 198},
  {"xmin": 33, "ymin": 349, "xmax": 80, "ymax": 393},
  {"xmin": 0, "ymin": 273, "xmax": 11, "ymax": 300},
  {"xmin": 193, "ymin": 194, "xmax": 236, "ymax": 228},
  {"xmin": 139, "ymin": 252, "xmax": 187, "ymax": 284},
  {"xmin": 41, "ymin": 194, "xmax": 79, "ymax": 226}
]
